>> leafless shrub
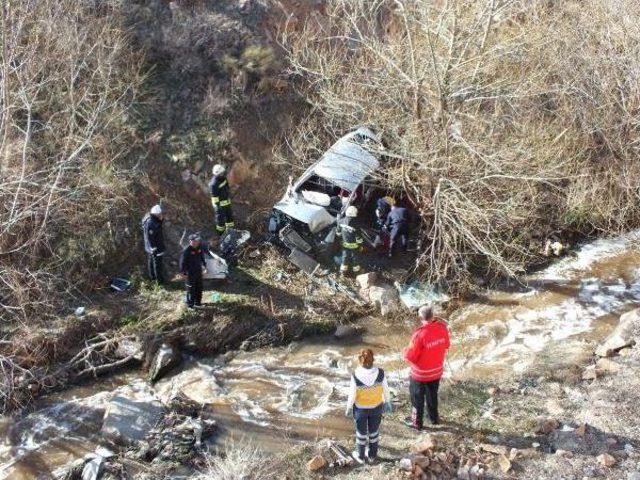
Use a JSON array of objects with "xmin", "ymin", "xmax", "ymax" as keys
[
  {"xmin": 193, "ymin": 441, "xmax": 281, "ymax": 480},
  {"xmin": 277, "ymin": 0, "xmax": 640, "ymax": 287},
  {"xmin": 0, "ymin": 0, "xmax": 145, "ymax": 322}
]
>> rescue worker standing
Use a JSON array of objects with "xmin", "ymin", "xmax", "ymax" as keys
[
  {"xmin": 385, "ymin": 204, "xmax": 410, "ymax": 258},
  {"xmin": 337, "ymin": 206, "xmax": 364, "ymax": 275},
  {"xmin": 209, "ymin": 164, "xmax": 235, "ymax": 236},
  {"xmin": 345, "ymin": 348, "xmax": 392, "ymax": 465},
  {"xmin": 142, "ymin": 205, "xmax": 166, "ymax": 284},
  {"xmin": 404, "ymin": 305, "xmax": 450, "ymax": 430},
  {"xmin": 179, "ymin": 234, "xmax": 207, "ymax": 308}
]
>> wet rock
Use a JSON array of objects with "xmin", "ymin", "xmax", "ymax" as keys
[
  {"xmin": 307, "ymin": 455, "xmax": 327, "ymax": 472},
  {"xmin": 597, "ymin": 453, "xmax": 616, "ymax": 467},
  {"xmin": 366, "ymin": 284, "xmax": 400, "ymax": 316},
  {"xmin": 596, "ymin": 308, "xmax": 638, "ymax": 357},
  {"xmin": 334, "ymin": 325, "xmax": 357, "ymax": 339},
  {"xmin": 534, "ymin": 417, "xmax": 560, "ymax": 434},
  {"xmin": 596, "ymin": 358, "xmax": 622, "ymax": 375},
  {"xmin": 148, "ymin": 343, "xmax": 181, "ymax": 383},
  {"xmin": 102, "ymin": 395, "xmax": 164, "ymax": 446},
  {"xmin": 356, "ymin": 272, "xmax": 377, "ymax": 290},
  {"xmin": 81, "ymin": 457, "xmax": 103, "ymax": 480}
]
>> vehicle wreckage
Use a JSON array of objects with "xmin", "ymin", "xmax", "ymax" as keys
[{"xmin": 267, "ymin": 127, "xmax": 386, "ymax": 273}]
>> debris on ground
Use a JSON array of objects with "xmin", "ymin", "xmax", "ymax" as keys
[
  {"xmin": 109, "ymin": 278, "xmax": 132, "ymax": 292},
  {"xmin": 397, "ymin": 281, "xmax": 450, "ymax": 309}
]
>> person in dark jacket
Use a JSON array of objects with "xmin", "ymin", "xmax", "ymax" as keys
[
  {"xmin": 374, "ymin": 197, "xmax": 392, "ymax": 230},
  {"xmin": 209, "ymin": 164, "xmax": 234, "ymax": 236},
  {"xmin": 337, "ymin": 206, "xmax": 364, "ymax": 275},
  {"xmin": 385, "ymin": 205, "xmax": 410, "ymax": 258},
  {"xmin": 180, "ymin": 234, "xmax": 207, "ymax": 308},
  {"xmin": 142, "ymin": 205, "xmax": 166, "ymax": 284}
]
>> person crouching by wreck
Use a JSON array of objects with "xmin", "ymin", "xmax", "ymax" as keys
[
  {"xmin": 404, "ymin": 305, "xmax": 450, "ymax": 430},
  {"xmin": 180, "ymin": 234, "xmax": 207, "ymax": 308},
  {"xmin": 345, "ymin": 348, "xmax": 392, "ymax": 465}
]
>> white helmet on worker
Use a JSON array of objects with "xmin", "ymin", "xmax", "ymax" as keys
[
  {"xmin": 150, "ymin": 204, "xmax": 162, "ymax": 215},
  {"xmin": 212, "ymin": 164, "xmax": 226, "ymax": 176},
  {"xmin": 345, "ymin": 206, "xmax": 358, "ymax": 218}
]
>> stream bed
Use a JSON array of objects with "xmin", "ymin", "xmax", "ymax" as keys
[{"xmin": 2, "ymin": 231, "xmax": 640, "ymax": 479}]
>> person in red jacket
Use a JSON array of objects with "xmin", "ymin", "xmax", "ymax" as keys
[{"xmin": 403, "ymin": 305, "xmax": 450, "ymax": 430}]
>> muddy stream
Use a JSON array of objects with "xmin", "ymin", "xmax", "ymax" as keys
[{"xmin": 2, "ymin": 232, "xmax": 640, "ymax": 479}]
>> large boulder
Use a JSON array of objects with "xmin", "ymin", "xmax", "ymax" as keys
[
  {"xmin": 101, "ymin": 396, "xmax": 164, "ymax": 446},
  {"xmin": 596, "ymin": 308, "xmax": 638, "ymax": 357},
  {"xmin": 148, "ymin": 343, "xmax": 182, "ymax": 383},
  {"xmin": 355, "ymin": 272, "xmax": 377, "ymax": 290},
  {"xmin": 366, "ymin": 285, "xmax": 400, "ymax": 316}
]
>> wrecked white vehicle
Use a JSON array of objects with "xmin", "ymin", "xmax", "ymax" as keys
[{"xmin": 267, "ymin": 127, "xmax": 385, "ymax": 272}]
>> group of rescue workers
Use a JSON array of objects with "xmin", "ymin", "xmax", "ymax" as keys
[{"xmin": 142, "ymin": 163, "xmax": 448, "ymax": 465}]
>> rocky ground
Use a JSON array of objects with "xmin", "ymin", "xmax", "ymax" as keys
[{"xmin": 281, "ymin": 308, "xmax": 640, "ymax": 480}]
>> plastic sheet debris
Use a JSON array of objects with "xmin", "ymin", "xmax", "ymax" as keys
[
  {"xmin": 397, "ymin": 281, "xmax": 450, "ymax": 308},
  {"xmin": 110, "ymin": 277, "xmax": 132, "ymax": 292},
  {"xmin": 74, "ymin": 306, "xmax": 86, "ymax": 317}
]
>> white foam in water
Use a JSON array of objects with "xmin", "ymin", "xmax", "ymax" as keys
[
  {"xmin": 538, "ymin": 229, "xmax": 640, "ymax": 280},
  {"xmin": 465, "ymin": 274, "xmax": 640, "ymax": 373}
]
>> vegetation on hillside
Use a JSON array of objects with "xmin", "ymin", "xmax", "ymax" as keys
[
  {"xmin": 279, "ymin": 0, "xmax": 640, "ymax": 287},
  {"xmin": 0, "ymin": 0, "xmax": 145, "ymax": 323}
]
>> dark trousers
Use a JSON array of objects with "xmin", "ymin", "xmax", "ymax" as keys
[
  {"xmin": 215, "ymin": 205, "xmax": 234, "ymax": 234},
  {"xmin": 410, "ymin": 378, "xmax": 440, "ymax": 428},
  {"xmin": 389, "ymin": 224, "xmax": 409, "ymax": 256},
  {"xmin": 147, "ymin": 253, "xmax": 165, "ymax": 284},
  {"xmin": 354, "ymin": 405, "xmax": 383, "ymax": 459},
  {"xmin": 185, "ymin": 275, "xmax": 203, "ymax": 307},
  {"xmin": 340, "ymin": 249, "xmax": 361, "ymax": 274}
]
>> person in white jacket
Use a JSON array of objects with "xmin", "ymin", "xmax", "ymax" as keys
[{"xmin": 345, "ymin": 348, "xmax": 392, "ymax": 464}]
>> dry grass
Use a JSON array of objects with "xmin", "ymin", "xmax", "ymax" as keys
[
  {"xmin": 193, "ymin": 441, "xmax": 282, "ymax": 480},
  {"xmin": 0, "ymin": 0, "xmax": 145, "ymax": 322},
  {"xmin": 276, "ymin": 0, "xmax": 640, "ymax": 288}
]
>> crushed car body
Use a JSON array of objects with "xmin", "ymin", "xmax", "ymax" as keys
[{"xmin": 268, "ymin": 127, "xmax": 385, "ymax": 268}]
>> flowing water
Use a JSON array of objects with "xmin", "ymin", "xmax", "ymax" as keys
[{"xmin": 2, "ymin": 231, "xmax": 640, "ymax": 479}]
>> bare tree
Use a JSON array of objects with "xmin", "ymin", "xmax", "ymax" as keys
[
  {"xmin": 0, "ymin": 0, "xmax": 145, "ymax": 322},
  {"xmin": 276, "ymin": 0, "xmax": 640, "ymax": 287}
]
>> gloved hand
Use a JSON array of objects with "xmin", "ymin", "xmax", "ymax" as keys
[
  {"xmin": 345, "ymin": 407, "xmax": 353, "ymax": 418},
  {"xmin": 383, "ymin": 402, "xmax": 393, "ymax": 414}
]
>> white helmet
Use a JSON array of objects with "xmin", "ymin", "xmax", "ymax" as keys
[
  {"xmin": 212, "ymin": 164, "xmax": 226, "ymax": 176},
  {"xmin": 345, "ymin": 205, "xmax": 358, "ymax": 218},
  {"xmin": 150, "ymin": 204, "xmax": 162, "ymax": 215}
]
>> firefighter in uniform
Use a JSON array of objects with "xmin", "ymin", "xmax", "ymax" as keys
[
  {"xmin": 142, "ymin": 204, "xmax": 166, "ymax": 284},
  {"xmin": 338, "ymin": 206, "xmax": 364, "ymax": 275},
  {"xmin": 179, "ymin": 234, "xmax": 207, "ymax": 308},
  {"xmin": 209, "ymin": 164, "xmax": 235, "ymax": 235}
]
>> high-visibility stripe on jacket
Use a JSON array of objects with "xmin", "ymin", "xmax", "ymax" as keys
[
  {"xmin": 354, "ymin": 369, "xmax": 385, "ymax": 409},
  {"xmin": 339, "ymin": 219, "xmax": 363, "ymax": 250},
  {"xmin": 404, "ymin": 320, "xmax": 450, "ymax": 382},
  {"xmin": 209, "ymin": 174, "xmax": 231, "ymax": 206}
]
